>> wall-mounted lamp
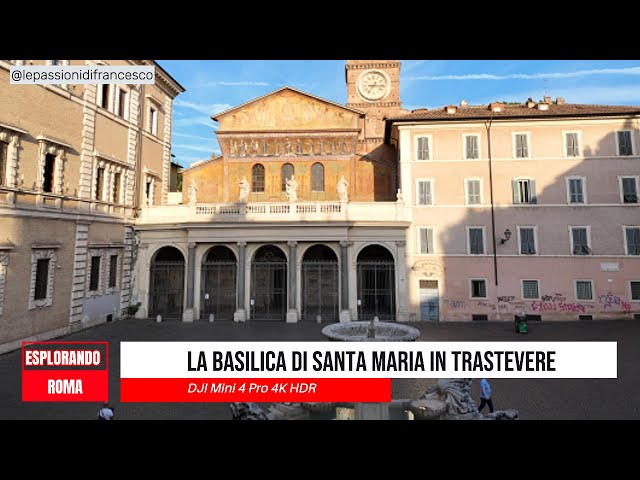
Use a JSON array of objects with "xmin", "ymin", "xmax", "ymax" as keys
[{"xmin": 500, "ymin": 228, "xmax": 512, "ymax": 244}]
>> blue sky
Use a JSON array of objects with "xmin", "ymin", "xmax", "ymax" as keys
[{"xmin": 158, "ymin": 60, "xmax": 640, "ymax": 168}]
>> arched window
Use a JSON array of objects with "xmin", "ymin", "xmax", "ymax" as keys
[
  {"xmin": 252, "ymin": 164, "xmax": 265, "ymax": 192},
  {"xmin": 311, "ymin": 162, "xmax": 324, "ymax": 192},
  {"xmin": 281, "ymin": 163, "xmax": 294, "ymax": 191}
]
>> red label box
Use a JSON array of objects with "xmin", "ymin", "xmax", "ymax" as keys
[{"xmin": 22, "ymin": 341, "xmax": 109, "ymax": 402}]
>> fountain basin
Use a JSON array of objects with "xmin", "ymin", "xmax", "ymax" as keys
[{"xmin": 322, "ymin": 321, "xmax": 421, "ymax": 342}]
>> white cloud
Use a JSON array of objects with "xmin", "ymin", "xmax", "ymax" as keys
[
  {"xmin": 173, "ymin": 132, "xmax": 215, "ymax": 141},
  {"xmin": 174, "ymin": 99, "xmax": 233, "ymax": 115},
  {"xmin": 408, "ymin": 66, "xmax": 640, "ymax": 81},
  {"xmin": 172, "ymin": 143, "xmax": 217, "ymax": 153},
  {"xmin": 173, "ymin": 116, "xmax": 215, "ymax": 128}
]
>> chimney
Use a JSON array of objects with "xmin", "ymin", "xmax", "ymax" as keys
[
  {"xmin": 489, "ymin": 102, "xmax": 504, "ymax": 113},
  {"xmin": 537, "ymin": 101, "xmax": 550, "ymax": 111},
  {"xmin": 543, "ymin": 95, "xmax": 552, "ymax": 103},
  {"xmin": 446, "ymin": 105, "xmax": 457, "ymax": 114},
  {"xmin": 526, "ymin": 98, "xmax": 536, "ymax": 108},
  {"xmin": 556, "ymin": 97, "xmax": 565, "ymax": 105},
  {"xmin": 460, "ymin": 100, "xmax": 468, "ymax": 107}
]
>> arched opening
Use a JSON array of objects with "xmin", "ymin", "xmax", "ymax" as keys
[
  {"xmin": 281, "ymin": 163, "xmax": 294, "ymax": 192},
  {"xmin": 252, "ymin": 163, "xmax": 265, "ymax": 192},
  {"xmin": 250, "ymin": 245, "xmax": 287, "ymax": 320},
  {"xmin": 356, "ymin": 244, "xmax": 395, "ymax": 321},
  {"xmin": 149, "ymin": 246, "xmax": 185, "ymax": 319},
  {"xmin": 302, "ymin": 244, "xmax": 338, "ymax": 322},
  {"xmin": 311, "ymin": 162, "xmax": 324, "ymax": 192},
  {"xmin": 200, "ymin": 246, "xmax": 237, "ymax": 320}
]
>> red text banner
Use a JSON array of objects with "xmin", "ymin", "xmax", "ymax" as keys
[{"xmin": 120, "ymin": 378, "xmax": 391, "ymax": 402}]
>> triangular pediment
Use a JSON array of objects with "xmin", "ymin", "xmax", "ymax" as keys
[{"xmin": 213, "ymin": 86, "xmax": 364, "ymax": 132}]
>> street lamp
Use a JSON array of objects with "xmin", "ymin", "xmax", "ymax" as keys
[{"xmin": 500, "ymin": 228, "xmax": 512, "ymax": 244}]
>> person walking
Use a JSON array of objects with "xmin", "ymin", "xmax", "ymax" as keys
[
  {"xmin": 478, "ymin": 378, "xmax": 494, "ymax": 413},
  {"xmin": 98, "ymin": 401, "xmax": 115, "ymax": 420}
]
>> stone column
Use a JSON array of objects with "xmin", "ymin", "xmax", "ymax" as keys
[
  {"xmin": 395, "ymin": 240, "xmax": 410, "ymax": 322},
  {"xmin": 234, "ymin": 242, "xmax": 247, "ymax": 322},
  {"xmin": 182, "ymin": 243, "xmax": 196, "ymax": 322},
  {"xmin": 339, "ymin": 241, "xmax": 351, "ymax": 322},
  {"xmin": 286, "ymin": 241, "xmax": 298, "ymax": 323}
]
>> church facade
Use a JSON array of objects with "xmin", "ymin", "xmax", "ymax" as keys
[
  {"xmin": 135, "ymin": 61, "xmax": 411, "ymax": 323},
  {"xmin": 134, "ymin": 59, "xmax": 640, "ymax": 324}
]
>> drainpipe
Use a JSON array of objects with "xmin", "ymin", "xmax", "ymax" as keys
[{"xmin": 485, "ymin": 116, "xmax": 499, "ymax": 286}]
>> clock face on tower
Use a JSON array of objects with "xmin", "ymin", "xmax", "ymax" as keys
[{"xmin": 357, "ymin": 70, "xmax": 390, "ymax": 101}]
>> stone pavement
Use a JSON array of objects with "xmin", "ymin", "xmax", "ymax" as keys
[{"xmin": 1, "ymin": 318, "xmax": 638, "ymax": 420}]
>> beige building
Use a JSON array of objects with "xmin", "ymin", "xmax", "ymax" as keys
[
  {"xmin": 388, "ymin": 100, "xmax": 640, "ymax": 322},
  {"xmin": 0, "ymin": 59, "xmax": 184, "ymax": 353}
]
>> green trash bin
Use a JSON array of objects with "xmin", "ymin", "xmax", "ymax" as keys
[{"xmin": 515, "ymin": 313, "xmax": 528, "ymax": 334}]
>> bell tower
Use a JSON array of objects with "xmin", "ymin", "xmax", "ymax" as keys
[{"xmin": 345, "ymin": 60, "xmax": 405, "ymax": 141}]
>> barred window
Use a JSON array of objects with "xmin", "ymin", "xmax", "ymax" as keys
[{"xmin": 522, "ymin": 280, "xmax": 539, "ymax": 299}]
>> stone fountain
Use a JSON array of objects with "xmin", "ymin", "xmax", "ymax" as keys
[
  {"xmin": 230, "ymin": 317, "xmax": 518, "ymax": 420},
  {"xmin": 321, "ymin": 316, "xmax": 422, "ymax": 342}
]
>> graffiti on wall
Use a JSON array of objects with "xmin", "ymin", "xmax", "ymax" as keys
[{"xmin": 598, "ymin": 292, "xmax": 631, "ymax": 312}]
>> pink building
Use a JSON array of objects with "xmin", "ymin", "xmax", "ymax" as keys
[{"xmin": 389, "ymin": 99, "xmax": 640, "ymax": 321}]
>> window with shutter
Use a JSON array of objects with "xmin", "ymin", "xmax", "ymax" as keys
[
  {"xmin": 419, "ymin": 228, "xmax": 434, "ymax": 254},
  {"xmin": 565, "ymin": 132, "xmax": 579, "ymax": 157},
  {"xmin": 465, "ymin": 135, "xmax": 479, "ymax": 159},
  {"xmin": 625, "ymin": 227, "xmax": 640, "ymax": 255},
  {"xmin": 468, "ymin": 228, "xmax": 484, "ymax": 254},
  {"xmin": 618, "ymin": 131, "xmax": 633, "ymax": 156},
  {"xmin": 466, "ymin": 180, "xmax": 481, "ymax": 205},
  {"xmin": 622, "ymin": 177, "xmax": 638, "ymax": 203},
  {"xmin": 519, "ymin": 227, "xmax": 536, "ymax": 254},
  {"xmin": 568, "ymin": 178, "xmax": 584, "ymax": 203},
  {"xmin": 572, "ymin": 227, "xmax": 590, "ymax": 255},
  {"xmin": 417, "ymin": 181, "xmax": 432, "ymax": 205},
  {"xmin": 515, "ymin": 134, "xmax": 529, "ymax": 158},
  {"xmin": 417, "ymin": 137, "xmax": 430, "ymax": 160},
  {"xmin": 471, "ymin": 279, "xmax": 487, "ymax": 298}
]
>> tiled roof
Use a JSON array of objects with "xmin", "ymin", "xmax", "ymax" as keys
[{"xmin": 388, "ymin": 103, "xmax": 640, "ymax": 122}]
